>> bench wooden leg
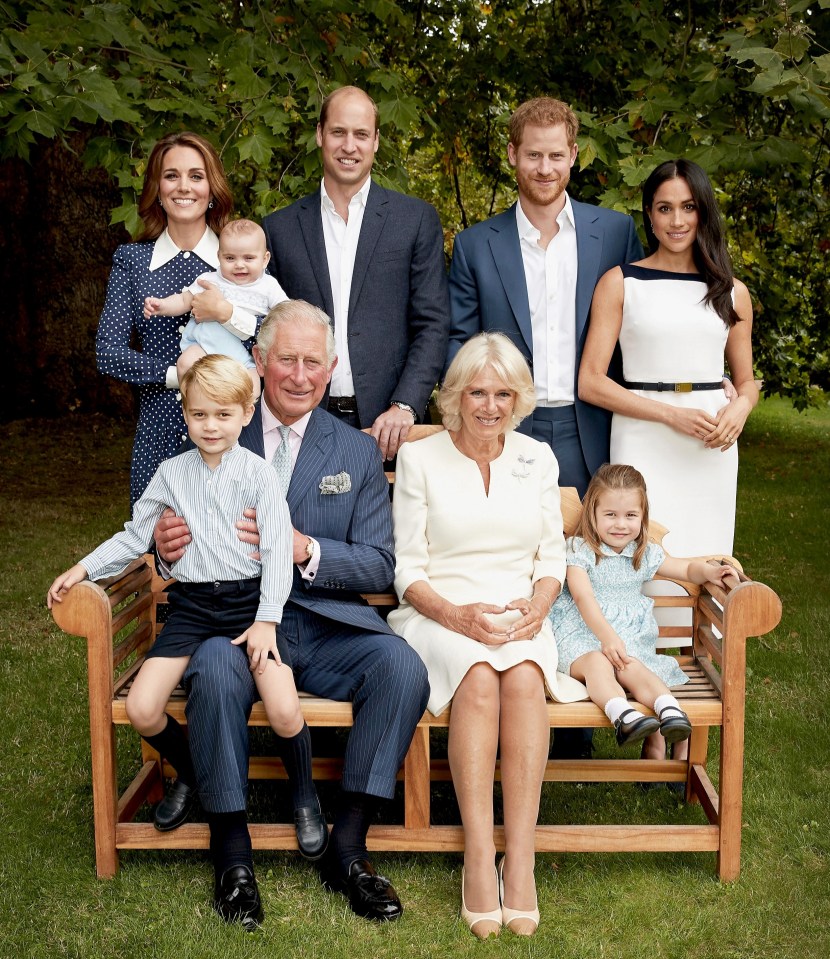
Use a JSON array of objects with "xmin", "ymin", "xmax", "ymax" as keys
[
  {"xmin": 717, "ymin": 716, "xmax": 744, "ymax": 881},
  {"xmin": 404, "ymin": 725, "xmax": 430, "ymax": 830},
  {"xmin": 89, "ymin": 704, "xmax": 119, "ymax": 878}
]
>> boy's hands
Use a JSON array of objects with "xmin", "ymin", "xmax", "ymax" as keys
[
  {"xmin": 47, "ymin": 563, "xmax": 88, "ymax": 608},
  {"xmin": 231, "ymin": 621, "xmax": 280, "ymax": 674}
]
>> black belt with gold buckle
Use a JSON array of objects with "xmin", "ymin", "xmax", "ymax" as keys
[
  {"xmin": 623, "ymin": 381, "xmax": 723, "ymax": 393},
  {"xmin": 327, "ymin": 395, "xmax": 358, "ymax": 413}
]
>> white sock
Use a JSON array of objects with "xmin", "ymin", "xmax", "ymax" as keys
[
  {"xmin": 654, "ymin": 694, "xmax": 683, "ymax": 718},
  {"xmin": 604, "ymin": 697, "xmax": 644, "ymax": 725}
]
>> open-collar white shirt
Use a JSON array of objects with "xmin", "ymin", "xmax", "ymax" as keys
[
  {"xmin": 516, "ymin": 194, "xmax": 578, "ymax": 405},
  {"xmin": 320, "ymin": 175, "xmax": 372, "ymax": 398}
]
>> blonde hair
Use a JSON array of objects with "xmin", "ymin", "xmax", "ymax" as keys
[
  {"xmin": 508, "ymin": 97, "xmax": 579, "ymax": 148},
  {"xmin": 220, "ymin": 218, "xmax": 266, "ymax": 247},
  {"xmin": 576, "ymin": 464, "xmax": 650, "ymax": 570},
  {"xmin": 256, "ymin": 299, "xmax": 336, "ymax": 366},
  {"xmin": 438, "ymin": 332, "xmax": 536, "ymax": 432},
  {"xmin": 180, "ymin": 354, "xmax": 254, "ymax": 410}
]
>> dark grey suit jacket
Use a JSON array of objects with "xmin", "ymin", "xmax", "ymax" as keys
[
  {"xmin": 447, "ymin": 200, "xmax": 643, "ymax": 476},
  {"xmin": 262, "ymin": 182, "xmax": 450, "ymax": 427},
  {"xmin": 238, "ymin": 403, "xmax": 396, "ymax": 636}
]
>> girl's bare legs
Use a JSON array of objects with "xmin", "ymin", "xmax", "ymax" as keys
[
  {"xmin": 448, "ymin": 663, "xmax": 501, "ymax": 935},
  {"xmin": 499, "ymin": 661, "xmax": 548, "ymax": 934},
  {"xmin": 570, "ymin": 650, "xmax": 626, "ymax": 708}
]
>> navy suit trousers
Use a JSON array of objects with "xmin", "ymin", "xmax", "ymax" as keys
[{"xmin": 183, "ymin": 607, "xmax": 429, "ymax": 813}]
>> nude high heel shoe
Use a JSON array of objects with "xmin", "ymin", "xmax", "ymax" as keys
[
  {"xmin": 498, "ymin": 856, "xmax": 539, "ymax": 935},
  {"xmin": 460, "ymin": 867, "xmax": 502, "ymax": 939}
]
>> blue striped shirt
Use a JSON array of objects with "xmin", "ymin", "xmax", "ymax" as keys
[{"xmin": 81, "ymin": 444, "xmax": 292, "ymax": 622}]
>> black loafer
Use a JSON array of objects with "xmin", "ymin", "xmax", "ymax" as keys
[
  {"xmin": 321, "ymin": 856, "xmax": 403, "ymax": 922},
  {"xmin": 213, "ymin": 865, "xmax": 263, "ymax": 931},
  {"xmin": 153, "ymin": 779, "xmax": 197, "ymax": 831},
  {"xmin": 294, "ymin": 803, "xmax": 329, "ymax": 861},
  {"xmin": 658, "ymin": 706, "xmax": 693, "ymax": 744},
  {"xmin": 614, "ymin": 708, "xmax": 661, "ymax": 747}
]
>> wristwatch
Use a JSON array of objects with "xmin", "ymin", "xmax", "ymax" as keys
[
  {"xmin": 391, "ymin": 401, "xmax": 417, "ymax": 421},
  {"xmin": 304, "ymin": 537, "xmax": 316, "ymax": 563}
]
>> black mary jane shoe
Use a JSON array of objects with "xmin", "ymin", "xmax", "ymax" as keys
[
  {"xmin": 658, "ymin": 706, "xmax": 693, "ymax": 744},
  {"xmin": 153, "ymin": 779, "xmax": 197, "ymax": 832},
  {"xmin": 614, "ymin": 708, "xmax": 661, "ymax": 747},
  {"xmin": 213, "ymin": 865, "xmax": 263, "ymax": 931},
  {"xmin": 294, "ymin": 802, "xmax": 329, "ymax": 861},
  {"xmin": 321, "ymin": 855, "xmax": 403, "ymax": 922}
]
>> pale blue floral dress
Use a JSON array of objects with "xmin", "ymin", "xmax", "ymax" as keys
[{"xmin": 548, "ymin": 536, "xmax": 688, "ymax": 687}]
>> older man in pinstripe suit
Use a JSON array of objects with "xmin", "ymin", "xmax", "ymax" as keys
[{"xmin": 156, "ymin": 301, "xmax": 429, "ymax": 927}]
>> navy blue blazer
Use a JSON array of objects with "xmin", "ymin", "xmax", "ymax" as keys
[
  {"xmin": 447, "ymin": 200, "xmax": 643, "ymax": 476},
  {"xmin": 262, "ymin": 182, "xmax": 450, "ymax": 427},
  {"xmin": 239, "ymin": 404, "xmax": 397, "ymax": 636}
]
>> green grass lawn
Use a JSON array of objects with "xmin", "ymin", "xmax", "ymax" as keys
[{"xmin": 1, "ymin": 399, "xmax": 827, "ymax": 959}]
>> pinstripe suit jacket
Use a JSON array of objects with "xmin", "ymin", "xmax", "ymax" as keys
[{"xmin": 238, "ymin": 404, "xmax": 397, "ymax": 636}]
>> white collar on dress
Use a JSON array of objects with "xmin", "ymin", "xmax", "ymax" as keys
[{"xmin": 149, "ymin": 227, "xmax": 220, "ymax": 272}]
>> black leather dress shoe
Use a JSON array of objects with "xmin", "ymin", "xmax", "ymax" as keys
[
  {"xmin": 294, "ymin": 803, "xmax": 329, "ymax": 861},
  {"xmin": 321, "ymin": 856, "xmax": 403, "ymax": 922},
  {"xmin": 614, "ymin": 708, "xmax": 661, "ymax": 747},
  {"xmin": 153, "ymin": 779, "xmax": 197, "ymax": 831},
  {"xmin": 213, "ymin": 865, "xmax": 263, "ymax": 931}
]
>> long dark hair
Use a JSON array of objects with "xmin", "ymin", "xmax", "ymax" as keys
[
  {"xmin": 642, "ymin": 159, "xmax": 741, "ymax": 327},
  {"xmin": 136, "ymin": 132, "xmax": 233, "ymax": 242}
]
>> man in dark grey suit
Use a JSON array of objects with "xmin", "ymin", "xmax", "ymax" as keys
[
  {"xmin": 448, "ymin": 96, "xmax": 643, "ymax": 498},
  {"xmin": 262, "ymin": 86, "xmax": 450, "ymax": 461},
  {"xmin": 155, "ymin": 301, "xmax": 429, "ymax": 927}
]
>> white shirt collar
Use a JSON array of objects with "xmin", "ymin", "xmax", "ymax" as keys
[
  {"xmin": 148, "ymin": 227, "xmax": 220, "ymax": 272},
  {"xmin": 320, "ymin": 175, "xmax": 372, "ymax": 215},
  {"xmin": 516, "ymin": 193, "xmax": 575, "ymax": 242},
  {"xmin": 261, "ymin": 396, "xmax": 313, "ymax": 440}
]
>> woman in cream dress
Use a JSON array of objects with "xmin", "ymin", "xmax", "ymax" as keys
[{"xmin": 388, "ymin": 333, "xmax": 586, "ymax": 939}]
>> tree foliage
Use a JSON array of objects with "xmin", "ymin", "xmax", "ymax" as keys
[{"xmin": 1, "ymin": 0, "xmax": 828, "ymax": 413}]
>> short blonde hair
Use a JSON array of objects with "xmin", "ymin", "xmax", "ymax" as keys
[
  {"xmin": 180, "ymin": 354, "xmax": 254, "ymax": 410},
  {"xmin": 508, "ymin": 97, "xmax": 579, "ymax": 148},
  {"xmin": 438, "ymin": 332, "xmax": 536, "ymax": 432},
  {"xmin": 220, "ymin": 218, "xmax": 266, "ymax": 247},
  {"xmin": 576, "ymin": 464, "xmax": 650, "ymax": 570},
  {"xmin": 257, "ymin": 299, "xmax": 337, "ymax": 366}
]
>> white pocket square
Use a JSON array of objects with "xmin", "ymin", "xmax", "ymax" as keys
[{"xmin": 319, "ymin": 471, "xmax": 352, "ymax": 494}]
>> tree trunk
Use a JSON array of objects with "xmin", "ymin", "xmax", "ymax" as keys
[{"xmin": 0, "ymin": 131, "xmax": 134, "ymax": 421}]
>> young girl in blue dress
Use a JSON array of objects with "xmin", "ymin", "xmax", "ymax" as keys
[{"xmin": 549, "ymin": 464, "xmax": 738, "ymax": 746}]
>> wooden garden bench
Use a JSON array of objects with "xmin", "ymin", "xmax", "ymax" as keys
[{"xmin": 50, "ymin": 425, "xmax": 781, "ymax": 881}]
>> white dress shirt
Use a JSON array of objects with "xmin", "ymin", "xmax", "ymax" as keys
[
  {"xmin": 320, "ymin": 176, "xmax": 372, "ymax": 398},
  {"xmin": 516, "ymin": 195, "xmax": 578, "ymax": 405}
]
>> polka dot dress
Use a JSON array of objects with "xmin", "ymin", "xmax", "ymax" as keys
[{"xmin": 96, "ymin": 241, "xmax": 215, "ymax": 509}]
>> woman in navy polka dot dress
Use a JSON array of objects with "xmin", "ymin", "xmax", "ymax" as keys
[{"xmin": 96, "ymin": 132, "xmax": 234, "ymax": 509}]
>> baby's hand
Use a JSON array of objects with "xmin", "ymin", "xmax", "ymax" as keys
[
  {"xmin": 601, "ymin": 634, "xmax": 632, "ymax": 671},
  {"xmin": 47, "ymin": 563, "xmax": 88, "ymax": 609},
  {"xmin": 143, "ymin": 296, "xmax": 162, "ymax": 319},
  {"xmin": 231, "ymin": 621, "xmax": 280, "ymax": 674}
]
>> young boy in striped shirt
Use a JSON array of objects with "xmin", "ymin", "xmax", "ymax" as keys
[{"xmin": 47, "ymin": 354, "xmax": 327, "ymax": 863}]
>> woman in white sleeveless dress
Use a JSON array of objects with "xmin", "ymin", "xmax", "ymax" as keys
[{"xmin": 578, "ymin": 159, "xmax": 757, "ymax": 759}]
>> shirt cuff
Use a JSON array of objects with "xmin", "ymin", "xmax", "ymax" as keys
[
  {"xmin": 299, "ymin": 536, "xmax": 320, "ymax": 582},
  {"xmin": 223, "ymin": 306, "xmax": 257, "ymax": 341},
  {"xmin": 165, "ymin": 366, "xmax": 179, "ymax": 390}
]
